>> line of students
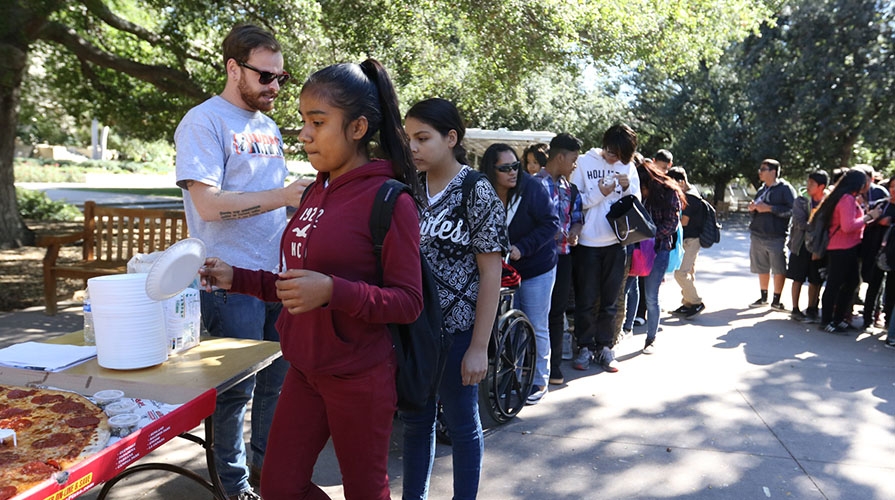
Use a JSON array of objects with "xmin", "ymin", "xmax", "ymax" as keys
[
  {"xmin": 776, "ymin": 166, "xmax": 895, "ymax": 338},
  {"xmin": 191, "ymin": 24, "xmax": 691, "ymax": 498}
]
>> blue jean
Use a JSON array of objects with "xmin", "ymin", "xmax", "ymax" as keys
[
  {"xmin": 888, "ymin": 303, "xmax": 895, "ymax": 343},
  {"xmin": 201, "ymin": 290, "xmax": 288, "ymax": 497},
  {"xmin": 400, "ymin": 330, "xmax": 483, "ymax": 500},
  {"xmin": 622, "ymin": 276, "xmax": 639, "ymax": 331},
  {"xmin": 515, "ymin": 267, "xmax": 556, "ymax": 388},
  {"xmin": 643, "ymin": 248, "xmax": 671, "ymax": 344}
]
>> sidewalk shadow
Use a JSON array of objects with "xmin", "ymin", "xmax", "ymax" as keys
[
  {"xmin": 714, "ymin": 318, "xmax": 895, "ymax": 418},
  {"xmin": 661, "ymin": 307, "xmax": 780, "ymax": 328}
]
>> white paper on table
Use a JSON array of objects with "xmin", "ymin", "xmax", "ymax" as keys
[{"xmin": 0, "ymin": 342, "xmax": 97, "ymax": 372}]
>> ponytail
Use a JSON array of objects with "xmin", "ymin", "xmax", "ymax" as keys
[{"xmin": 358, "ymin": 59, "xmax": 422, "ymax": 199}]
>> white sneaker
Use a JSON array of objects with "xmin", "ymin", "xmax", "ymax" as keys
[{"xmin": 526, "ymin": 386, "xmax": 548, "ymax": 405}]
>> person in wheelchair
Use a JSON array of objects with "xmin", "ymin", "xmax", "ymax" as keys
[
  {"xmin": 401, "ymin": 98, "xmax": 508, "ymax": 500},
  {"xmin": 482, "ymin": 143, "xmax": 561, "ymax": 405}
]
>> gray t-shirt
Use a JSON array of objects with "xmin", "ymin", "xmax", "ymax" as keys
[{"xmin": 174, "ymin": 96, "xmax": 288, "ymax": 272}]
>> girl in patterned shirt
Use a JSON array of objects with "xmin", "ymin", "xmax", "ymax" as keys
[{"xmin": 400, "ymin": 98, "xmax": 508, "ymax": 500}]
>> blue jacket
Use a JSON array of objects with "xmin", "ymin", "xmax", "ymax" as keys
[{"xmin": 508, "ymin": 171, "xmax": 560, "ymax": 279}]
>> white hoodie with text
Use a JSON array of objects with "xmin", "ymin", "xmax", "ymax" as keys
[{"xmin": 569, "ymin": 148, "xmax": 641, "ymax": 248}]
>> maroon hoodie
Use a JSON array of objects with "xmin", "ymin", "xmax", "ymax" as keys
[{"xmin": 230, "ymin": 160, "xmax": 423, "ymax": 375}]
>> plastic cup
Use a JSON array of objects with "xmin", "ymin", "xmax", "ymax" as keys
[
  {"xmin": 92, "ymin": 389, "xmax": 124, "ymax": 408},
  {"xmin": 109, "ymin": 413, "xmax": 141, "ymax": 437},
  {"xmin": 104, "ymin": 399, "xmax": 138, "ymax": 416}
]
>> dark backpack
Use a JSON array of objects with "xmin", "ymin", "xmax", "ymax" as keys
[
  {"xmin": 805, "ymin": 209, "xmax": 834, "ymax": 257},
  {"xmin": 698, "ymin": 198, "xmax": 722, "ymax": 249},
  {"xmin": 370, "ymin": 179, "xmax": 450, "ymax": 412}
]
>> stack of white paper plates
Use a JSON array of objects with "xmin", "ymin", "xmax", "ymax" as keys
[{"xmin": 88, "ymin": 274, "xmax": 168, "ymax": 370}]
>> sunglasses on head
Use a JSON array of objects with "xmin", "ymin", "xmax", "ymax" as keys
[
  {"xmin": 238, "ymin": 61, "xmax": 291, "ymax": 86},
  {"xmin": 496, "ymin": 161, "xmax": 520, "ymax": 173}
]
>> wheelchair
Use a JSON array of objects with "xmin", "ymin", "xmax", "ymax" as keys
[
  {"xmin": 436, "ymin": 286, "xmax": 536, "ymax": 441},
  {"xmin": 478, "ymin": 286, "xmax": 537, "ymax": 428}
]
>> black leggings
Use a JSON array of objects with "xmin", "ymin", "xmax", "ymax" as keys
[
  {"xmin": 549, "ymin": 253, "xmax": 573, "ymax": 374},
  {"xmin": 822, "ymin": 245, "xmax": 860, "ymax": 324}
]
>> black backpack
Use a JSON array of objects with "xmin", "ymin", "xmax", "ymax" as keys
[
  {"xmin": 698, "ymin": 198, "xmax": 722, "ymax": 248},
  {"xmin": 370, "ymin": 179, "xmax": 450, "ymax": 412},
  {"xmin": 805, "ymin": 209, "xmax": 834, "ymax": 257}
]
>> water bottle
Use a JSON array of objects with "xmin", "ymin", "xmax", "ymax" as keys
[{"xmin": 83, "ymin": 290, "xmax": 96, "ymax": 346}]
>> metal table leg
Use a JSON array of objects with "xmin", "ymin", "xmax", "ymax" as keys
[{"xmin": 96, "ymin": 416, "xmax": 227, "ymax": 500}]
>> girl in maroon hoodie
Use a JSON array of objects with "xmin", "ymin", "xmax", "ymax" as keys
[{"xmin": 201, "ymin": 59, "xmax": 423, "ymax": 500}]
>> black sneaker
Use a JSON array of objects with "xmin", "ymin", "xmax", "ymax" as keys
[
  {"xmin": 671, "ymin": 305, "xmax": 691, "ymax": 315},
  {"xmin": 823, "ymin": 321, "xmax": 849, "ymax": 335},
  {"xmin": 884, "ymin": 339, "xmax": 895, "ymax": 350},
  {"xmin": 803, "ymin": 308, "xmax": 820, "ymax": 323},
  {"xmin": 549, "ymin": 367, "xmax": 565, "ymax": 385},
  {"xmin": 749, "ymin": 297, "xmax": 768, "ymax": 307},
  {"xmin": 248, "ymin": 465, "xmax": 262, "ymax": 489},
  {"xmin": 770, "ymin": 302, "xmax": 786, "ymax": 312},
  {"xmin": 684, "ymin": 303, "xmax": 705, "ymax": 318},
  {"xmin": 229, "ymin": 490, "xmax": 262, "ymax": 500},
  {"xmin": 790, "ymin": 309, "xmax": 806, "ymax": 322}
]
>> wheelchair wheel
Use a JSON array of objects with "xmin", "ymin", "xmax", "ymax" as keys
[{"xmin": 478, "ymin": 308, "xmax": 536, "ymax": 428}]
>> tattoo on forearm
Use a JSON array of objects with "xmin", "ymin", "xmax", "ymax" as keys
[{"xmin": 219, "ymin": 206, "xmax": 263, "ymax": 220}]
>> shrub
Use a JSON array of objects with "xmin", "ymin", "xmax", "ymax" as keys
[
  {"xmin": 114, "ymin": 137, "xmax": 175, "ymax": 166},
  {"xmin": 16, "ymin": 188, "xmax": 82, "ymax": 221},
  {"xmin": 13, "ymin": 158, "xmax": 86, "ymax": 182}
]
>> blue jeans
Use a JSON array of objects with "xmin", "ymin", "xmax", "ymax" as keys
[
  {"xmin": 888, "ymin": 303, "xmax": 895, "ymax": 343},
  {"xmin": 201, "ymin": 290, "xmax": 288, "ymax": 497},
  {"xmin": 400, "ymin": 330, "xmax": 483, "ymax": 500},
  {"xmin": 643, "ymin": 248, "xmax": 671, "ymax": 344},
  {"xmin": 622, "ymin": 276, "xmax": 639, "ymax": 331},
  {"xmin": 515, "ymin": 267, "xmax": 556, "ymax": 388}
]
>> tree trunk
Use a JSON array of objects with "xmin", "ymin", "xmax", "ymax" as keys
[
  {"xmin": 0, "ymin": 41, "xmax": 34, "ymax": 249},
  {"xmin": 713, "ymin": 178, "xmax": 730, "ymax": 204}
]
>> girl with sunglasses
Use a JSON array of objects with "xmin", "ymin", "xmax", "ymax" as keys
[
  {"xmin": 201, "ymin": 58, "xmax": 424, "ymax": 499},
  {"xmin": 481, "ymin": 143, "xmax": 560, "ymax": 405},
  {"xmin": 401, "ymin": 98, "xmax": 507, "ymax": 499}
]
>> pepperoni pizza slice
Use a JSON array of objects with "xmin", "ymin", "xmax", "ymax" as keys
[{"xmin": 0, "ymin": 384, "xmax": 110, "ymax": 499}]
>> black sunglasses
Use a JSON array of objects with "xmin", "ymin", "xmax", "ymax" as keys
[
  {"xmin": 495, "ymin": 161, "xmax": 520, "ymax": 173},
  {"xmin": 238, "ymin": 62, "xmax": 291, "ymax": 86}
]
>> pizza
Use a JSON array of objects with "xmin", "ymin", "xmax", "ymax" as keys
[{"xmin": 0, "ymin": 384, "xmax": 110, "ymax": 499}]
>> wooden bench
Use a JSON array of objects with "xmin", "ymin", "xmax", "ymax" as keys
[{"xmin": 37, "ymin": 201, "xmax": 189, "ymax": 315}]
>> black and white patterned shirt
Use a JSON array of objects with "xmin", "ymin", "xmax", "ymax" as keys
[{"xmin": 420, "ymin": 167, "xmax": 509, "ymax": 334}]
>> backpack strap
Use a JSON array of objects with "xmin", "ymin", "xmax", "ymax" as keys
[
  {"xmin": 299, "ymin": 181, "xmax": 316, "ymax": 205},
  {"xmin": 459, "ymin": 169, "xmax": 482, "ymax": 222},
  {"xmin": 370, "ymin": 179, "xmax": 413, "ymax": 281}
]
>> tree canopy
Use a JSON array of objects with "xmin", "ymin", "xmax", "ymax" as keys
[
  {"xmin": 631, "ymin": 0, "xmax": 895, "ymax": 200},
  {"xmin": 2, "ymin": 0, "xmax": 776, "ymax": 248}
]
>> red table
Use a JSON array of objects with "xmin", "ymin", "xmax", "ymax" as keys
[{"xmin": 2, "ymin": 335, "xmax": 282, "ymax": 500}]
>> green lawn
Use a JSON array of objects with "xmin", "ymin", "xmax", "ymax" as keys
[{"xmin": 62, "ymin": 187, "xmax": 183, "ymax": 197}]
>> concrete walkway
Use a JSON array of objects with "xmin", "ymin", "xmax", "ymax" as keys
[{"xmin": 2, "ymin": 216, "xmax": 894, "ymax": 499}]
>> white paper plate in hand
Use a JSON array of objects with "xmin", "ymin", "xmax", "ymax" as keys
[{"xmin": 145, "ymin": 238, "xmax": 206, "ymax": 301}]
